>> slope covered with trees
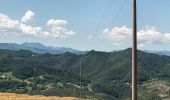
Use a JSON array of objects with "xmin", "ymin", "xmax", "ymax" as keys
[{"xmin": 0, "ymin": 48, "xmax": 170, "ymax": 99}]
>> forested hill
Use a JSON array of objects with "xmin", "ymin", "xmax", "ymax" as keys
[{"xmin": 0, "ymin": 48, "xmax": 170, "ymax": 100}]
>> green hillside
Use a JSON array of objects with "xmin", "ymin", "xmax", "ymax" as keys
[{"xmin": 0, "ymin": 48, "xmax": 170, "ymax": 100}]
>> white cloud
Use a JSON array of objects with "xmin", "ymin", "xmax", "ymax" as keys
[
  {"xmin": 21, "ymin": 10, "xmax": 35, "ymax": 23},
  {"xmin": 47, "ymin": 19, "xmax": 75, "ymax": 38},
  {"xmin": 0, "ymin": 13, "xmax": 43, "ymax": 36},
  {"xmin": 18, "ymin": 23, "xmax": 42, "ymax": 36},
  {"xmin": 0, "ymin": 12, "xmax": 75, "ymax": 38},
  {"xmin": 137, "ymin": 26, "xmax": 165, "ymax": 47},
  {"xmin": 47, "ymin": 19, "xmax": 67, "ymax": 26},
  {"xmin": 102, "ymin": 26, "xmax": 131, "ymax": 46},
  {"xmin": 164, "ymin": 33, "xmax": 170, "ymax": 41},
  {"xmin": 0, "ymin": 13, "xmax": 19, "ymax": 30},
  {"xmin": 101, "ymin": 26, "xmax": 170, "ymax": 47}
]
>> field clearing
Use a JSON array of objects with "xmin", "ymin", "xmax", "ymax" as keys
[{"xmin": 0, "ymin": 92, "xmax": 78, "ymax": 100}]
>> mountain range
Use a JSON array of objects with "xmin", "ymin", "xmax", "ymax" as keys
[
  {"xmin": 0, "ymin": 48, "xmax": 170, "ymax": 99},
  {"xmin": 144, "ymin": 50, "xmax": 170, "ymax": 56},
  {"xmin": 0, "ymin": 42, "xmax": 170, "ymax": 57},
  {"xmin": 0, "ymin": 42, "xmax": 86, "ymax": 54}
]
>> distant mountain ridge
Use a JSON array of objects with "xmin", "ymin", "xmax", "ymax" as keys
[
  {"xmin": 144, "ymin": 50, "xmax": 170, "ymax": 56},
  {"xmin": 0, "ymin": 42, "xmax": 86, "ymax": 54},
  {"xmin": 0, "ymin": 42, "xmax": 170, "ymax": 56}
]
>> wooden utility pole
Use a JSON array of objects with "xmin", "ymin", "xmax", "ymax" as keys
[
  {"xmin": 79, "ymin": 58, "xmax": 82, "ymax": 99},
  {"xmin": 132, "ymin": 0, "xmax": 137, "ymax": 100}
]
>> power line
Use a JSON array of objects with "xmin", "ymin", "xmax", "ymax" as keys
[
  {"xmin": 110, "ymin": 0, "xmax": 128, "ymax": 26},
  {"xmin": 94, "ymin": 0, "xmax": 113, "ymax": 30}
]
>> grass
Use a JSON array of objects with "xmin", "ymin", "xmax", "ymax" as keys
[
  {"xmin": 3, "ymin": 72, "xmax": 22, "ymax": 82},
  {"xmin": 138, "ymin": 79, "xmax": 170, "ymax": 100},
  {"xmin": 0, "ymin": 92, "xmax": 78, "ymax": 100}
]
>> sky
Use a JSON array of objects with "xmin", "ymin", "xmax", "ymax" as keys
[{"xmin": 0, "ymin": 0, "xmax": 170, "ymax": 51}]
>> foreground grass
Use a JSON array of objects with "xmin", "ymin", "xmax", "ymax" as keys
[{"xmin": 0, "ymin": 92, "xmax": 78, "ymax": 100}]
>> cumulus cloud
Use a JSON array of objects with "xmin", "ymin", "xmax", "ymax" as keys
[
  {"xmin": 0, "ymin": 13, "xmax": 43, "ymax": 36},
  {"xmin": 102, "ymin": 26, "xmax": 131, "ymax": 46},
  {"xmin": 137, "ymin": 26, "xmax": 166, "ymax": 47},
  {"xmin": 0, "ymin": 13, "xmax": 19, "ymax": 30},
  {"xmin": 47, "ymin": 19, "xmax": 75, "ymax": 38},
  {"xmin": 101, "ymin": 26, "xmax": 170, "ymax": 47},
  {"xmin": 18, "ymin": 23, "xmax": 42, "ymax": 36},
  {"xmin": 47, "ymin": 19, "xmax": 67, "ymax": 26},
  {"xmin": 0, "ymin": 11, "xmax": 75, "ymax": 38},
  {"xmin": 21, "ymin": 10, "xmax": 35, "ymax": 23}
]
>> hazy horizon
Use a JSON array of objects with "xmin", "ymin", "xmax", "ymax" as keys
[{"xmin": 0, "ymin": 41, "xmax": 170, "ymax": 52}]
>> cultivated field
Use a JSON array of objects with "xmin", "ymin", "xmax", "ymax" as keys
[{"xmin": 0, "ymin": 92, "xmax": 78, "ymax": 100}]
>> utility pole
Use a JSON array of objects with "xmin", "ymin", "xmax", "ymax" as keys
[
  {"xmin": 34, "ymin": 66, "xmax": 36, "ymax": 77},
  {"xmin": 132, "ymin": 0, "xmax": 137, "ymax": 100},
  {"xmin": 73, "ymin": 84, "xmax": 75, "ymax": 97},
  {"xmin": 79, "ymin": 57, "xmax": 82, "ymax": 99}
]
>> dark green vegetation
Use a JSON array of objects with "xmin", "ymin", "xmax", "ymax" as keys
[{"xmin": 0, "ymin": 48, "xmax": 170, "ymax": 100}]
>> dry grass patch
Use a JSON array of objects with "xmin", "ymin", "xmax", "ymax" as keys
[{"xmin": 0, "ymin": 92, "xmax": 78, "ymax": 100}]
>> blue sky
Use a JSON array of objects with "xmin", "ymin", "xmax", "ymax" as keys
[{"xmin": 0, "ymin": 0, "xmax": 170, "ymax": 51}]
